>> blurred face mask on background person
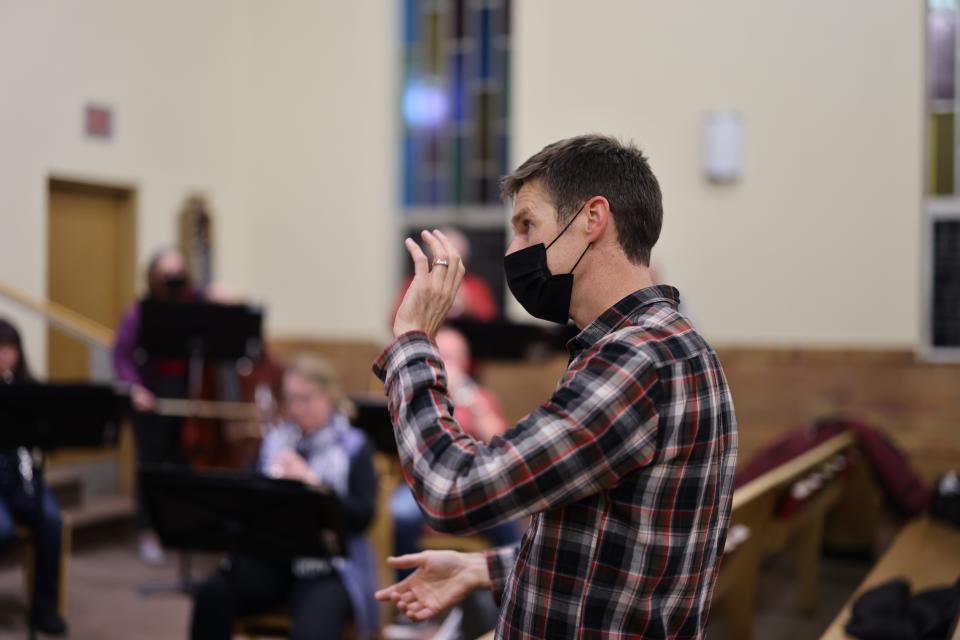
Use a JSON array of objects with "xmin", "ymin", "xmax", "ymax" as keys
[
  {"xmin": 163, "ymin": 274, "xmax": 188, "ymax": 297},
  {"xmin": 149, "ymin": 271, "xmax": 189, "ymax": 301}
]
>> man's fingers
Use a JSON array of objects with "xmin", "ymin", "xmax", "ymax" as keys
[
  {"xmin": 386, "ymin": 553, "xmax": 427, "ymax": 569},
  {"xmin": 420, "ymin": 230, "xmax": 448, "ymax": 281},
  {"xmin": 374, "ymin": 581, "xmax": 414, "ymax": 600},
  {"xmin": 453, "ymin": 261, "xmax": 466, "ymax": 295},
  {"xmin": 405, "ymin": 238, "xmax": 429, "ymax": 279},
  {"xmin": 433, "ymin": 229, "xmax": 462, "ymax": 291},
  {"xmin": 412, "ymin": 607, "xmax": 435, "ymax": 621},
  {"xmin": 444, "ymin": 230, "xmax": 466, "ymax": 293},
  {"xmin": 421, "ymin": 229, "xmax": 446, "ymax": 263}
]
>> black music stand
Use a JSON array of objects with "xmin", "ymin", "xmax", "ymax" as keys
[
  {"xmin": 137, "ymin": 300, "xmax": 264, "ymax": 363},
  {"xmin": 135, "ymin": 300, "xmax": 264, "ymax": 593},
  {"xmin": 0, "ymin": 384, "xmax": 126, "ymax": 449},
  {"xmin": 351, "ymin": 396, "xmax": 396, "ymax": 456},
  {"xmin": 0, "ymin": 383, "xmax": 128, "ymax": 640},
  {"xmin": 447, "ymin": 319, "xmax": 578, "ymax": 361},
  {"xmin": 138, "ymin": 467, "xmax": 346, "ymax": 595}
]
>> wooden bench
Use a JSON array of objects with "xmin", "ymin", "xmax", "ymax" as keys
[
  {"xmin": 820, "ymin": 516, "xmax": 960, "ymax": 640},
  {"xmin": 713, "ymin": 431, "xmax": 859, "ymax": 640}
]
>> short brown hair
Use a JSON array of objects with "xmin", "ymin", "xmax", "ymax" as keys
[{"xmin": 500, "ymin": 134, "xmax": 662, "ymax": 265}]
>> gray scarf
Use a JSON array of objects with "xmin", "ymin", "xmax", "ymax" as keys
[{"xmin": 259, "ymin": 412, "xmax": 353, "ymax": 498}]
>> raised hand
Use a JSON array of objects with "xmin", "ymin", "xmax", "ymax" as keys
[{"xmin": 393, "ymin": 230, "xmax": 467, "ymax": 339}]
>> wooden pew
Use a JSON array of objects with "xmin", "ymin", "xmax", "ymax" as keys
[
  {"xmin": 713, "ymin": 431, "xmax": 859, "ymax": 640},
  {"xmin": 820, "ymin": 516, "xmax": 960, "ymax": 640}
]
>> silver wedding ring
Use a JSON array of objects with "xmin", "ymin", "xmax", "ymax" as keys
[{"xmin": 433, "ymin": 258, "xmax": 450, "ymax": 267}]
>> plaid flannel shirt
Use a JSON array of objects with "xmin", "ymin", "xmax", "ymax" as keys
[{"xmin": 373, "ymin": 286, "xmax": 738, "ymax": 639}]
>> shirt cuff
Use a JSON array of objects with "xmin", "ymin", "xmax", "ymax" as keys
[
  {"xmin": 372, "ymin": 331, "xmax": 434, "ymax": 384},
  {"xmin": 485, "ymin": 546, "xmax": 517, "ymax": 607}
]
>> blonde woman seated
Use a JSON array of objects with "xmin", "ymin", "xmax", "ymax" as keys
[{"xmin": 190, "ymin": 355, "xmax": 379, "ymax": 640}]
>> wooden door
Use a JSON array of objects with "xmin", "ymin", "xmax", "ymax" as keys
[{"xmin": 47, "ymin": 180, "xmax": 135, "ymax": 381}]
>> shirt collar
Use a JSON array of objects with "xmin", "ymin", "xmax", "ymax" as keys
[{"xmin": 567, "ymin": 285, "xmax": 681, "ymax": 355}]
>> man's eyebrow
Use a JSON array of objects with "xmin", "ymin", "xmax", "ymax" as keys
[{"xmin": 511, "ymin": 207, "xmax": 531, "ymax": 226}]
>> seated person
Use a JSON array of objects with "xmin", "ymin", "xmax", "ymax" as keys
[
  {"xmin": 0, "ymin": 319, "xmax": 67, "ymax": 636},
  {"xmin": 190, "ymin": 355, "xmax": 379, "ymax": 640},
  {"xmin": 391, "ymin": 326, "xmax": 521, "ymax": 578}
]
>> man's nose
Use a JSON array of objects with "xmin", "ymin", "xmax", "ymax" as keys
[{"xmin": 505, "ymin": 237, "xmax": 525, "ymax": 256}]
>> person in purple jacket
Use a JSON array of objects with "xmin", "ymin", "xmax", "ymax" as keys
[{"xmin": 112, "ymin": 247, "xmax": 200, "ymax": 566}]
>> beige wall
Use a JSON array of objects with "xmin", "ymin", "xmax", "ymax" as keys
[
  {"xmin": 240, "ymin": 1, "xmax": 398, "ymax": 340},
  {"xmin": 513, "ymin": 0, "xmax": 925, "ymax": 347},
  {"xmin": 0, "ymin": 1, "xmax": 927, "ymax": 371},
  {"xmin": 0, "ymin": 1, "xmax": 252, "ymax": 372},
  {"xmin": 0, "ymin": 0, "xmax": 398, "ymax": 375}
]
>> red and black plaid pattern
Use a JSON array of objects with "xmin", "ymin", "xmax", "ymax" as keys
[{"xmin": 374, "ymin": 286, "xmax": 738, "ymax": 639}]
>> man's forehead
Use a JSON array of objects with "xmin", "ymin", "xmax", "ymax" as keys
[{"xmin": 512, "ymin": 181, "xmax": 555, "ymax": 217}]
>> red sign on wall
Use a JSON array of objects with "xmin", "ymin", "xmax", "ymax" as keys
[{"xmin": 85, "ymin": 104, "xmax": 112, "ymax": 139}]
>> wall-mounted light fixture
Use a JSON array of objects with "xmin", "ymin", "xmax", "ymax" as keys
[{"xmin": 702, "ymin": 111, "xmax": 742, "ymax": 183}]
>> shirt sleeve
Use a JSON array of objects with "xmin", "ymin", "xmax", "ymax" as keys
[
  {"xmin": 111, "ymin": 303, "xmax": 143, "ymax": 386},
  {"xmin": 485, "ymin": 545, "xmax": 519, "ymax": 606},
  {"xmin": 372, "ymin": 331, "xmax": 660, "ymax": 534}
]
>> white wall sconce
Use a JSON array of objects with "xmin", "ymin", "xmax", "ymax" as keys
[{"xmin": 702, "ymin": 111, "xmax": 742, "ymax": 183}]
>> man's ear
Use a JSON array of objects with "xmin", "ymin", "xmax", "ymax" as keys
[{"xmin": 583, "ymin": 196, "xmax": 611, "ymax": 243}]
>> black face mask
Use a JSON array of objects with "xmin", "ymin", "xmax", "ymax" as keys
[
  {"xmin": 164, "ymin": 274, "xmax": 188, "ymax": 293},
  {"xmin": 504, "ymin": 205, "xmax": 590, "ymax": 324},
  {"xmin": 154, "ymin": 274, "xmax": 188, "ymax": 300}
]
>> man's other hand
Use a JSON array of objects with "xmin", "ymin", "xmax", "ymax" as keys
[{"xmin": 374, "ymin": 550, "xmax": 490, "ymax": 621}]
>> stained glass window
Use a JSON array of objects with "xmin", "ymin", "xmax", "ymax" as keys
[
  {"xmin": 398, "ymin": 0, "xmax": 511, "ymax": 315},
  {"xmin": 925, "ymin": 1, "xmax": 960, "ymax": 357},
  {"xmin": 402, "ymin": 0, "xmax": 511, "ymax": 208},
  {"xmin": 928, "ymin": 1, "xmax": 956, "ymax": 194}
]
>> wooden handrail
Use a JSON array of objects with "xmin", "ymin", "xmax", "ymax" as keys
[
  {"xmin": 154, "ymin": 398, "xmax": 261, "ymax": 421},
  {"xmin": 0, "ymin": 280, "xmax": 114, "ymax": 347},
  {"xmin": 732, "ymin": 431, "xmax": 856, "ymax": 511}
]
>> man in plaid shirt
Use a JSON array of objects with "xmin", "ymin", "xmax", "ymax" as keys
[{"xmin": 375, "ymin": 135, "xmax": 738, "ymax": 639}]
